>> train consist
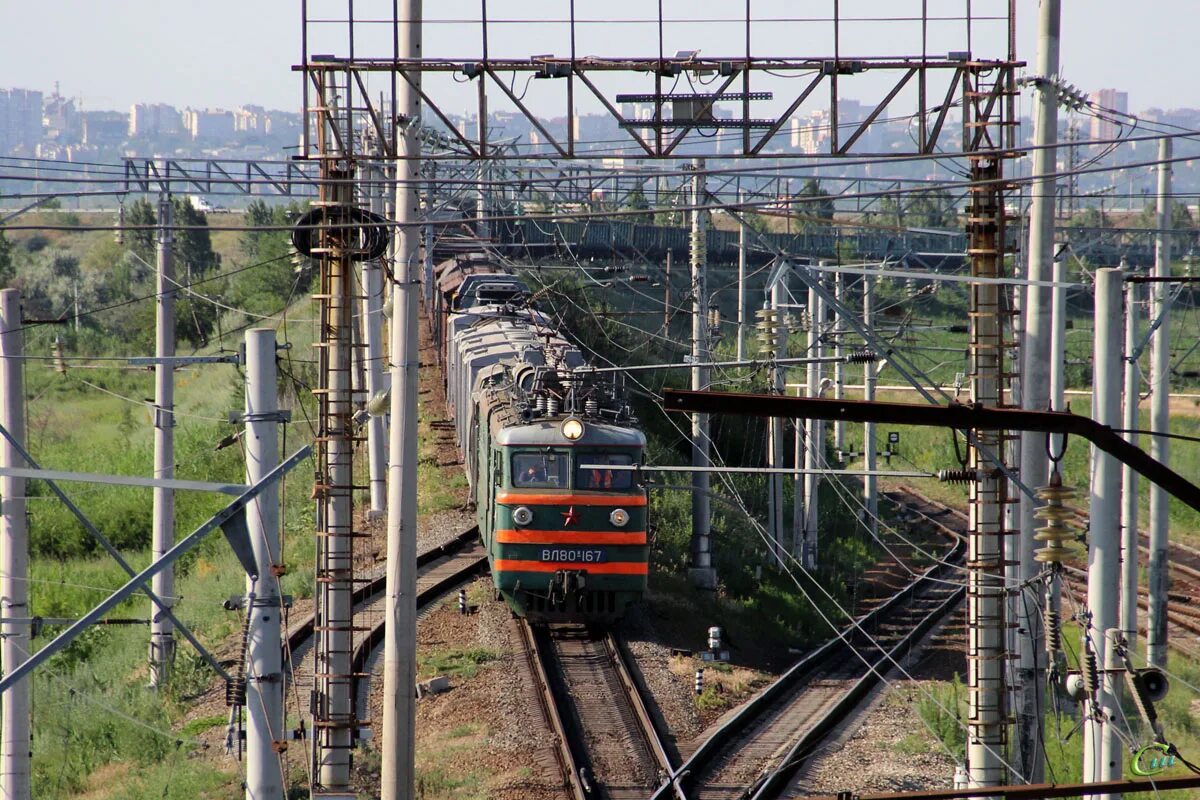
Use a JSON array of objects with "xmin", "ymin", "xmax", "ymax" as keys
[{"xmin": 433, "ymin": 253, "xmax": 649, "ymax": 621}]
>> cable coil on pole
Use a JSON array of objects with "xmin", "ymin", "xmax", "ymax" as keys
[{"xmin": 291, "ymin": 206, "xmax": 392, "ymax": 263}]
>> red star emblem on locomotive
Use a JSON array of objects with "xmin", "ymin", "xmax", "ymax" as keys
[{"xmin": 561, "ymin": 506, "xmax": 579, "ymax": 527}]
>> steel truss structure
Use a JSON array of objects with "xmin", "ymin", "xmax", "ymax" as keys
[
  {"xmin": 294, "ymin": 0, "xmax": 1024, "ymax": 793},
  {"xmin": 296, "ymin": 2, "xmax": 1018, "ymax": 162}
]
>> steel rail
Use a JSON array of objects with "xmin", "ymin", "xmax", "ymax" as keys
[
  {"xmin": 529, "ymin": 623, "xmax": 675, "ymax": 800},
  {"xmin": 283, "ymin": 526, "xmax": 482, "ymax": 656},
  {"xmin": 606, "ymin": 632, "xmax": 678, "ymax": 786},
  {"xmin": 516, "ymin": 620, "xmax": 591, "ymax": 800},
  {"xmin": 349, "ymin": 540, "xmax": 490, "ymax": 711}
]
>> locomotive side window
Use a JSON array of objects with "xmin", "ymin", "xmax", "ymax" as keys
[
  {"xmin": 512, "ymin": 451, "xmax": 569, "ymax": 488},
  {"xmin": 576, "ymin": 453, "xmax": 635, "ymax": 491}
]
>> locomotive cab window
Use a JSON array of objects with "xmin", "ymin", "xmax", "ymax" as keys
[
  {"xmin": 577, "ymin": 453, "xmax": 635, "ymax": 491},
  {"xmin": 512, "ymin": 451, "xmax": 569, "ymax": 488}
]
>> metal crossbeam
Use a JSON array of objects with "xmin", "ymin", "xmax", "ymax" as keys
[
  {"xmin": 661, "ymin": 389, "xmax": 1200, "ymax": 514},
  {"xmin": 0, "ymin": 466, "xmax": 247, "ymax": 495},
  {"xmin": 0, "ymin": 445, "xmax": 312, "ymax": 696}
]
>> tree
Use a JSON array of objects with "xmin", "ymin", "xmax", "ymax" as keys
[
  {"xmin": 231, "ymin": 201, "xmax": 307, "ymax": 316},
  {"xmin": 170, "ymin": 197, "xmax": 219, "ymax": 278},
  {"xmin": 125, "ymin": 198, "xmax": 157, "ymax": 265},
  {"xmin": 1135, "ymin": 200, "xmax": 1196, "ymax": 253},
  {"xmin": 796, "ymin": 179, "xmax": 835, "ymax": 221},
  {"xmin": 623, "ymin": 187, "xmax": 650, "ymax": 213},
  {"xmin": 0, "ymin": 228, "xmax": 13, "ymax": 288}
]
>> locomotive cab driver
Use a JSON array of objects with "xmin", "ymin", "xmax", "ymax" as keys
[{"xmin": 517, "ymin": 462, "xmax": 547, "ymax": 486}]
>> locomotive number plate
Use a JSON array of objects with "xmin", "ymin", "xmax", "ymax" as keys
[{"xmin": 539, "ymin": 547, "xmax": 608, "ymax": 563}]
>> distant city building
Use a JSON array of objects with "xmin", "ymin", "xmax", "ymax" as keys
[
  {"xmin": 1088, "ymin": 89, "xmax": 1128, "ymax": 141},
  {"xmin": 81, "ymin": 111, "xmax": 128, "ymax": 146},
  {"xmin": 789, "ymin": 100, "xmax": 891, "ymax": 154},
  {"xmin": 233, "ymin": 104, "xmax": 268, "ymax": 134},
  {"xmin": 183, "ymin": 107, "xmax": 235, "ymax": 141},
  {"xmin": 43, "ymin": 85, "xmax": 78, "ymax": 143},
  {"xmin": 129, "ymin": 102, "xmax": 182, "ymax": 137},
  {"xmin": 263, "ymin": 110, "xmax": 300, "ymax": 137},
  {"xmin": 0, "ymin": 87, "xmax": 45, "ymax": 153}
]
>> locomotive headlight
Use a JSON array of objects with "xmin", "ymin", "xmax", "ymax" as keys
[
  {"xmin": 561, "ymin": 417, "xmax": 585, "ymax": 441},
  {"xmin": 609, "ymin": 508, "xmax": 629, "ymax": 527},
  {"xmin": 512, "ymin": 506, "xmax": 534, "ymax": 526}
]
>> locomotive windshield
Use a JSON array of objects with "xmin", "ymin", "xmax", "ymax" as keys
[
  {"xmin": 576, "ymin": 453, "xmax": 635, "ymax": 491},
  {"xmin": 512, "ymin": 451, "xmax": 569, "ymax": 488}
]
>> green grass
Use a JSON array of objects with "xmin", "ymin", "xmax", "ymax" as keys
[
  {"xmin": 893, "ymin": 732, "xmax": 932, "ymax": 756},
  {"xmin": 179, "ymin": 715, "xmax": 229, "ymax": 738},
  {"xmin": 418, "ymin": 647, "xmax": 499, "ymax": 680},
  {"xmin": 20, "ymin": 289, "xmax": 321, "ymax": 798}
]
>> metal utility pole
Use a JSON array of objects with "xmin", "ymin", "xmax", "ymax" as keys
[
  {"xmin": 422, "ymin": 223, "xmax": 434, "ymax": 307},
  {"xmin": 150, "ymin": 194, "xmax": 176, "ymax": 689},
  {"xmin": 0, "ymin": 289, "xmax": 30, "ymax": 800},
  {"xmin": 737, "ymin": 190, "xmax": 748, "ymax": 361},
  {"xmin": 474, "ymin": 113, "xmax": 489, "ymax": 241},
  {"xmin": 382, "ymin": 0, "xmax": 422, "ymax": 795},
  {"xmin": 800, "ymin": 283, "xmax": 824, "ymax": 568},
  {"xmin": 1083, "ymin": 268, "xmax": 1123, "ymax": 788},
  {"xmin": 1014, "ymin": 0, "xmax": 1060, "ymax": 781},
  {"xmin": 1120, "ymin": 276, "xmax": 1140, "ymax": 644},
  {"xmin": 688, "ymin": 158, "xmax": 715, "ymax": 590},
  {"xmin": 244, "ymin": 328, "xmax": 284, "ymax": 800},
  {"xmin": 1147, "ymin": 137, "xmax": 1172, "ymax": 667},
  {"xmin": 767, "ymin": 282, "xmax": 786, "ymax": 568},
  {"xmin": 362, "ymin": 159, "xmax": 388, "ymax": 519},
  {"xmin": 663, "ymin": 250, "xmax": 672, "ymax": 335},
  {"xmin": 312, "ymin": 150, "xmax": 358, "ymax": 791},
  {"xmin": 862, "ymin": 275, "xmax": 878, "ymax": 536},
  {"xmin": 832, "ymin": 270, "xmax": 845, "ymax": 454}
]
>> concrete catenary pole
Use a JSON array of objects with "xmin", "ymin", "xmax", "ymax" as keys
[
  {"xmin": 382, "ymin": 1, "xmax": 422, "ymax": 796},
  {"xmin": 362, "ymin": 159, "xmax": 388, "ymax": 519},
  {"xmin": 0, "ymin": 289, "xmax": 30, "ymax": 800},
  {"xmin": 767, "ymin": 282, "xmax": 786, "ymax": 568},
  {"xmin": 1147, "ymin": 137, "xmax": 1172, "ymax": 667},
  {"xmin": 1082, "ymin": 268, "xmax": 1123, "ymax": 790},
  {"xmin": 736, "ymin": 190, "xmax": 748, "ymax": 361},
  {"xmin": 800, "ymin": 283, "xmax": 824, "ymax": 568},
  {"xmin": 1120, "ymin": 275, "xmax": 1140, "ymax": 644},
  {"xmin": 243, "ymin": 328, "xmax": 284, "ymax": 800},
  {"xmin": 688, "ymin": 158, "xmax": 715, "ymax": 589},
  {"xmin": 1014, "ymin": 0, "xmax": 1060, "ymax": 780},
  {"xmin": 862, "ymin": 275, "xmax": 878, "ymax": 536},
  {"xmin": 150, "ymin": 194, "xmax": 176, "ymax": 689}
]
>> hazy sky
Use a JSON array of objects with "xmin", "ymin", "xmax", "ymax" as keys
[{"xmin": 1, "ymin": 2, "xmax": 1195, "ymax": 115}]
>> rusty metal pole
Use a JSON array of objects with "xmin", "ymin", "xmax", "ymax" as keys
[
  {"xmin": 964, "ymin": 145, "xmax": 1010, "ymax": 788},
  {"xmin": 312, "ymin": 75, "xmax": 358, "ymax": 791}
]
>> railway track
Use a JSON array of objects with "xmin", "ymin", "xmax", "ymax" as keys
[
  {"xmin": 649, "ymin": 491, "xmax": 965, "ymax": 800},
  {"xmin": 516, "ymin": 620, "xmax": 674, "ymax": 800},
  {"xmin": 894, "ymin": 485, "xmax": 1200, "ymax": 659},
  {"xmin": 283, "ymin": 526, "xmax": 489, "ymax": 718}
]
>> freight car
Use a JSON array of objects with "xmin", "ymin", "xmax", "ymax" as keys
[{"xmin": 443, "ymin": 266, "xmax": 648, "ymax": 621}]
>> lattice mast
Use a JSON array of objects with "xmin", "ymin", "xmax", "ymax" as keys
[
  {"xmin": 963, "ymin": 63, "xmax": 1019, "ymax": 788},
  {"xmin": 310, "ymin": 71, "xmax": 368, "ymax": 794}
]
